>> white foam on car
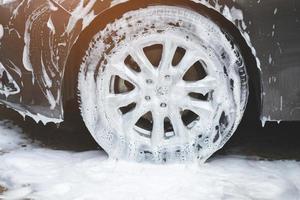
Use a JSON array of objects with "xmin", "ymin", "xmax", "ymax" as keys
[
  {"xmin": 0, "ymin": 62, "xmax": 20, "ymax": 97},
  {"xmin": 0, "ymin": 24, "xmax": 3, "ymax": 40},
  {"xmin": 0, "ymin": 0, "xmax": 17, "ymax": 4},
  {"xmin": 191, "ymin": 0, "xmax": 261, "ymax": 70},
  {"xmin": 2, "ymin": 0, "xmax": 259, "ymax": 126},
  {"xmin": 110, "ymin": 0, "xmax": 261, "ymax": 71}
]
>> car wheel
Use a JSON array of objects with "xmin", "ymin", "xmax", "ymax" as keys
[{"xmin": 78, "ymin": 5, "xmax": 249, "ymax": 163}]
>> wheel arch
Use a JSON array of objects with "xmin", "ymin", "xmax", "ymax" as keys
[{"xmin": 62, "ymin": 0, "xmax": 262, "ymax": 118}]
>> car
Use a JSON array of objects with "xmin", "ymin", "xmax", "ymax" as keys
[{"xmin": 0, "ymin": 0, "xmax": 299, "ymax": 163}]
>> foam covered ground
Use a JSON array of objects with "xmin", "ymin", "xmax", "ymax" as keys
[{"xmin": 0, "ymin": 120, "xmax": 300, "ymax": 200}]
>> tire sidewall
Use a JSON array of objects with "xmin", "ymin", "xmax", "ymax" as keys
[{"xmin": 79, "ymin": 4, "xmax": 248, "ymax": 163}]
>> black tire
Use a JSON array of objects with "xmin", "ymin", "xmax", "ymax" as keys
[{"xmin": 78, "ymin": 3, "xmax": 248, "ymax": 163}]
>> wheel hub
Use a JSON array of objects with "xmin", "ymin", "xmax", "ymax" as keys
[
  {"xmin": 102, "ymin": 33, "xmax": 220, "ymax": 146},
  {"xmin": 156, "ymin": 85, "xmax": 169, "ymax": 97},
  {"xmin": 144, "ymin": 75, "xmax": 177, "ymax": 108}
]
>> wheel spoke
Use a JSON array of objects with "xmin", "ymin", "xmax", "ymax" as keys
[
  {"xmin": 129, "ymin": 47, "xmax": 156, "ymax": 77},
  {"xmin": 181, "ymin": 76, "xmax": 217, "ymax": 95},
  {"xmin": 179, "ymin": 97, "xmax": 214, "ymax": 118},
  {"xmin": 111, "ymin": 62, "xmax": 142, "ymax": 87},
  {"xmin": 151, "ymin": 109, "xmax": 166, "ymax": 146},
  {"xmin": 176, "ymin": 50, "xmax": 202, "ymax": 80},
  {"xmin": 159, "ymin": 40, "xmax": 177, "ymax": 73},
  {"xmin": 169, "ymin": 108, "xmax": 187, "ymax": 141},
  {"xmin": 106, "ymin": 89, "xmax": 139, "ymax": 109},
  {"xmin": 123, "ymin": 103, "xmax": 150, "ymax": 134}
]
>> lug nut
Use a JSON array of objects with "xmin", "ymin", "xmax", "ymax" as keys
[
  {"xmin": 146, "ymin": 79, "xmax": 153, "ymax": 84},
  {"xmin": 160, "ymin": 103, "xmax": 167, "ymax": 108},
  {"xmin": 165, "ymin": 75, "xmax": 171, "ymax": 80},
  {"xmin": 145, "ymin": 96, "xmax": 151, "ymax": 101}
]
